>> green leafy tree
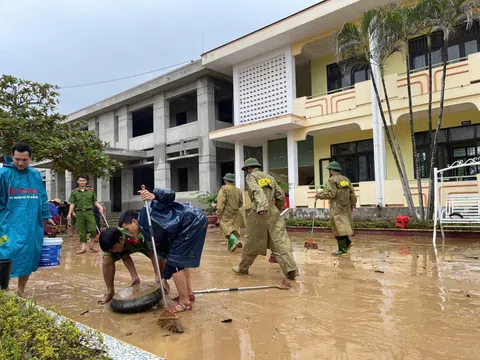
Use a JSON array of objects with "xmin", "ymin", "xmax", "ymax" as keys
[
  {"xmin": 335, "ymin": 7, "xmax": 419, "ymax": 219},
  {"xmin": 0, "ymin": 75, "xmax": 121, "ymax": 179}
]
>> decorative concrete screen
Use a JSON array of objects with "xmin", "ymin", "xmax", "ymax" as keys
[{"xmin": 237, "ymin": 53, "xmax": 288, "ymax": 124}]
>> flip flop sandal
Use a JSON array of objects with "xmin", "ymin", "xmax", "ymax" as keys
[
  {"xmin": 171, "ymin": 294, "xmax": 195, "ymax": 302},
  {"xmin": 167, "ymin": 302, "xmax": 192, "ymax": 314}
]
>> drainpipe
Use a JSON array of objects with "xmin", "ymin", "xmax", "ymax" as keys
[{"xmin": 369, "ymin": 31, "xmax": 386, "ymax": 208}]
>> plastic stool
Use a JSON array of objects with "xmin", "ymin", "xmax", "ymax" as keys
[{"xmin": 395, "ymin": 216, "xmax": 409, "ymax": 230}]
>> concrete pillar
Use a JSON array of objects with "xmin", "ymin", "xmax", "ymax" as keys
[
  {"xmin": 65, "ymin": 171, "xmax": 73, "ymax": 198},
  {"xmin": 197, "ymin": 77, "xmax": 217, "ymax": 194},
  {"xmin": 235, "ymin": 140, "xmax": 245, "ymax": 195},
  {"xmin": 45, "ymin": 170, "xmax": 54, "ymax": 200},
  {"xmin": 369, "ymin": 30, "xmax": 386, "ymax": 207},
  {"xmin": 96, "ymin": 178, "xmax": 111, "ymax": 211},
  {"xmin": 153, "ymin": 93, "xmax": 171, "ymax": 189},
  {"xmin": 55, "ymin": 170, "xmax": 66, "ymax": 202},
  {"xmin": 121, "ymin": 168, "xmax": 133, "ymax": 210},
  {"xmin": 287, "ymin": 130, "xmax": 298, "ymax": 208},
  {"xmin": 262, "ymin": 143, "xmax": 269, "ymax": 173},
  {"xmin": 116, "ymin": 106, "xmax": 131, "ymax": 149}
]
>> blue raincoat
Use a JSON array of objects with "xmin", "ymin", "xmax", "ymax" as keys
[
  {"xmin": 138, "ymin": 188, "xmax": 207, "ymax": 272},
  {"xmin": 0, "ymin": 156, "xmax": 51, "ymax": 278}
]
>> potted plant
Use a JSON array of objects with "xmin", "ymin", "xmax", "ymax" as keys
[
  {"xmin": 0, "ymin": 235, "xmax": 12, "ymax": 290},
  {"xmin": 195, "ymin": 192, "xmax": 218, "ymax": 225}
]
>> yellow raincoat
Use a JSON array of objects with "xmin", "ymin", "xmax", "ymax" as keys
[
  {"xmin": 216, "ymin": 184, "xmax": 245, "ymax": 238},
  {"xmin": 241, "ymin": 169, "xmax": 297, "ymax": 275},
  {"xmin": 317, "ymin": 174, "xmax": 357, "ymax": 237}
]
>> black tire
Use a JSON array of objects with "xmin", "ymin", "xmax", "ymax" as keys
[{"xmin": 110, "ymin": 286, "xmax": 163, "ymax": 313}]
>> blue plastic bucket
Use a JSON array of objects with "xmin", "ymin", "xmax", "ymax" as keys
[{"xmin": 39, "ymin": 238, "xmax": 63, "ymax": 268}]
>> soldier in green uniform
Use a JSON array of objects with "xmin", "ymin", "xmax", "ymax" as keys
[
  {"xmin": 67, "ymin": 175, "xmax": 104, "ymax": 254},
  {"xmin": 316, "ymin": 161, "xmax": 357, "ymax": 257},
  {"xmin": 232, "ymin": 158, "xmax": 298, "ymax": 287},
  {"xmin": 216, "ymin": 173, "xmax": 245, "ymax": 252}
]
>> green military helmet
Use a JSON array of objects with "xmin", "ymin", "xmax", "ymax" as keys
[
  {"xmin": 327, "ymin": 161, "xmax": 342, "ymax": 172},
  {"xmin": 242, "ymin": 158, "xmax": 262, "ymax": 171},
  {"xmin": 223, "ymin": 173, "xmax": 235, "ymax": 183}
]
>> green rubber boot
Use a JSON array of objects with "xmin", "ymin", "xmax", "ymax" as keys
[
  {"xmin": 332, "ymin": 237, "xmax": 348, "ymax": 257},
  {"xmin": 228, "ymin": 234, "xmax": 240, "ymax": 252}
]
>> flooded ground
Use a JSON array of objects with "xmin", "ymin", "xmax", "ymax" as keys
[{"xmin": 12, "ymin": 229, "xmax": 480, "ymax": 359}]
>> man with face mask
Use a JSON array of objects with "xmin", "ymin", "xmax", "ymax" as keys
[
  {"xmin": 316, "ymin": 161, "xmax": 357, "ymax": 256},
  {"xmin": 0, "ymin": 142, "xmax": 56, "ymax": 296}
]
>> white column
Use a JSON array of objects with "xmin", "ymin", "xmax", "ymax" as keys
[
  {"xmin": 262, "ymin": 143, "xmax": 269, "ymax": 173},
  {"xmin": 369, "ymin": 31, "xmax": 386, "ymax": 207},
  {"xmin": 65, "ymin": 171, "xmax": 73, "ymax": 197},
  {"xmin": 116, "ymin": 106, "xmax": 131, "ymax": 149},
  {"xmin": 121, "ymin": 168, "xmax": 133, "ymax": 211},
  {"xmin": 235, "ymin": 140, "xmax": 245, "ymax": 194},
  {"xmin": 287, "ymin": 130, "xmax": 298, "ymax": 208},
  {"xmin": 96, "ymin": 178, "xmax": 111, "ymax": 210},
  {"xmin": 45, "ymin": 170, "xmax": 54, "ymax": 200},
  {"xmin": 197, "ymin": 77, "xmax": 217, "ymax": 194},
  {"xmin": 55, "ymin": 170, "xmax": 66, "ymax": 202},
  {"xmin": 153, "ymin": 93, "xmax": 171, "ymax": 188}
]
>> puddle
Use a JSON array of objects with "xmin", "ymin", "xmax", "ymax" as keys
[{"xmin": 12, "ymin": 230, "xmax": 480, "ymax": 359}]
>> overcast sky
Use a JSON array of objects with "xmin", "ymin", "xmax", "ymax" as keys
[{"xmin": 0, "ymin": 0, "xmax": 317, "ymax": 114}]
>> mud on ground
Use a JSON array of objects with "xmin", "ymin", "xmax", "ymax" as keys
[{"xmin": 12, "ymin": 230, "xmax": 480, "ymax": 359}]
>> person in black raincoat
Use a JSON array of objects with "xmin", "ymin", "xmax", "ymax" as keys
[{"xmin": 136, "ymin": 187, "xmax": 208, "ymax": 313}]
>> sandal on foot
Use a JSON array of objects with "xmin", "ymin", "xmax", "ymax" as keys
[
  {"xmin": 171, "ymin": 294, "xmax": 195, "ymax": 302},
  {"xmin": 167, "ymin": 302, "xmax": 192, "ymax": 313}
]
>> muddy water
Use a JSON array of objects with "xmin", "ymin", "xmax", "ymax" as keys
[{"xmin": 16, "ymin": 230, "xmax": 480, "ymax": 359}]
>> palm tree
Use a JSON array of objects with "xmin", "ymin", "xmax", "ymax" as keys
[
  {"xmin": 335, "ymin": 7, "xmax": 418, "ymax": 218},
  {"xmin": 422, "ymin": 0, "xmax": 480, "ymax": 219},
  {"xmin": 384, "ymin": 4, "xmax": 426, "ymax": 219}
]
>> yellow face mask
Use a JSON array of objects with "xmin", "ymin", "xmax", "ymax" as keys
[
  {"xmin": 339, "ymin": 180, "xmax": 350, "ymax": 188},
  {"xmin": 258, "ymin": 178, "xmax": 273, "ymax": 188}
]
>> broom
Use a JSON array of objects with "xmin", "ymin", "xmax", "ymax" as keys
[
  {"xmin": 304, "ymin": 199, "xmax": 319, "ymax": 249},
  {"xmin": 142, "ymin": 186, "xmax": 184, "ymax": 334}
]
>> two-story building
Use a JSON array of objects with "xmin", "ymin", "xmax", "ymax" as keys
[
  {"xmin": 202, "ymin": 0, "xmax": 480, "ymax": 209},
  {"xmin": 42, "ymin": 60, "xmax": 236, "ymax": 211}
]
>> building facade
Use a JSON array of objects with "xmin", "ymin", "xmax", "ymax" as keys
[
  {"xmin": 42, "ymin": 61, "xmax": 235, "ymax": 211},
  {"xmin": 201, "ymin": 0, "xmax": 480, "ymax": 209}
]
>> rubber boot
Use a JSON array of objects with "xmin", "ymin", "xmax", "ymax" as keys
[
  {"xmin": 227, "ymin": 234, "xmax": 240, "ymax": 252},
  {"xmin": 332, "ymin": 237, "xmax": 348, "ymax": 257},
  {"xmin": 346, "ymin": 237, "xmax": 353, "ymax": 251}
]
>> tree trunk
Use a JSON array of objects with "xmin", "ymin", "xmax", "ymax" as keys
[
  {"xmin": 426, "ymin": 40, "xmax": 449, "ymax": 220},
  {"xmin": 406, "ymin": 52, "xmax": 425, "ymax": 220},
  {"xmin": 381, "ymin": 76, "xmax": 418, "ymax": 219},
  {"xmin": 370, "ymin": 69, "xmax": 417, "ymax": 218}
]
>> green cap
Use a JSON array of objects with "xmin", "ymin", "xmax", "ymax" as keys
[
  {"xmin": 223, "ymin": 173, "xmax": 235, "ymax": 182},
  {"xmin": 242, "ymin": 158, "xmax": 262, "ymax": 171},
  {"xmin": 327, "ymin": 161, "xmax": 342, "ymax": 172}
]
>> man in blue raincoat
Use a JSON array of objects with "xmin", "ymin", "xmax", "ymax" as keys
[{"xmin": 0, "ymin": 143, "xmax": 55, "ymax": 296}]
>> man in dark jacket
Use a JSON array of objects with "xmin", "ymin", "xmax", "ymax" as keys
[{"xmin": 131, "ymin": 187, "xmax": 207, "ymax": 313}]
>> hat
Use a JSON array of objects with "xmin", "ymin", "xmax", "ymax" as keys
[
  {"xmin": 223, "ymin": 173, "xmax": 235, "ymax": 182},
  {"xmin": 53, "ymin": 198, "xmax": 62, "ymax": 204},
  {"xmin": 242, "ymin": 158, "xmax": 262, "ymax": 171},
  {"xmin": 327, "ymin": 161, "xmax": 342, "ymax": 172}
]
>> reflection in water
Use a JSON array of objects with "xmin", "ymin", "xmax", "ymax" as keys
[{"xmin": 22, "ymin": 232, "xmax": 480, "ymax": 359}]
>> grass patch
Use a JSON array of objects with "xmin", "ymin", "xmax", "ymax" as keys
[
  {"xmin": 285, "ymin": 218, "xmax": 435, "ymax": 230},
  {"xmin": 0, "ymin": 290, "xmax": 111, "ymax": 360}
]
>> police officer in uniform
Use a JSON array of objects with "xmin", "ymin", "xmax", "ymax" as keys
[{"xmin": 67, "ymin": 175, "xmax": 104, "ymax": 254}]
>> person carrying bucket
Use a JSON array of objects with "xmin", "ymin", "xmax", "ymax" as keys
[
  {"xmin": 67, "ymin": 176, "xmax": 104, "ymax": 254},
  {"xmin": 315, "ymin": 161, "xmax": 357, "ymax": 257},
  {"xmin": 0, "ymin": 143, "xmax": 56, "ymax": 296},
  {"xmin": 216, "ymin": 173, "xmax": 245, "ymax": 252},
  {"xmin": 232, "ymin": 158, "xmax": 298, "ymax": 287}
]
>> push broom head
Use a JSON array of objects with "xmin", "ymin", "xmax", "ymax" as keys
[
  {"xmin": 304, "ymin": 239, "xmax": 319, "ymax": 250},
  {"xmin": 157, "ymin": 309, "xmax": 184, "ymax": 333}
]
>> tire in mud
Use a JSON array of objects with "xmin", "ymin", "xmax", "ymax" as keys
[{"xmin": 110, "ymin": 283, "xmax": 163, "ymax": 313}]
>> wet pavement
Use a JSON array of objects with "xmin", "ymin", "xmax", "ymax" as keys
[{"xmin": 12, "ymin": 229, "xmax": 480, "ymax": 359}]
